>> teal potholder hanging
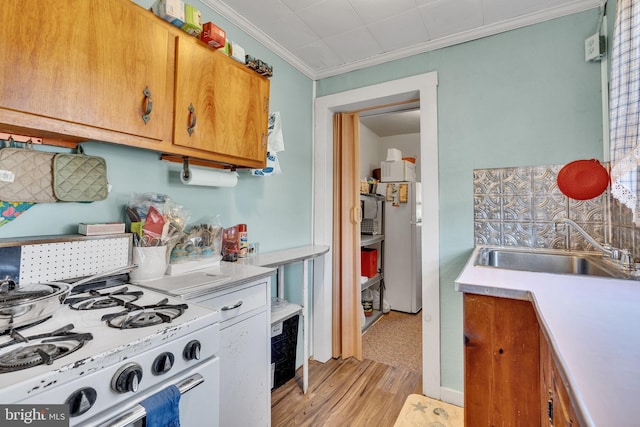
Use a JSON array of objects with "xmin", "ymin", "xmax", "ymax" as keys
[{"xmin": 53, "ymin": 145, "xmax": 108, "ymax": 202}]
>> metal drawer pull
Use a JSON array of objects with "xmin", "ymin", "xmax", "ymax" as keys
[
  {"xmin": 221, "ymin": 300, "xmax": 243, "ymax": 311},
  {"xmin": 141, "ymin": 86, "xmax": 152, "ymax": 124},
  {"xmin": 187, "ymin": 103, "xmax": 197, "ymax": 136},
  {"xmin": 102, "ymin": 373, "xmax": 204, "ymax": 427}
]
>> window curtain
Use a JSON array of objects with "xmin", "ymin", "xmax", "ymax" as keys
[
  {"xmin": 332, "ymin": 112, "xmax": 362, "ymax": 360},
  {"xmin": 610, "ymin": 0, "xmax": 640, "ymax": 224}
]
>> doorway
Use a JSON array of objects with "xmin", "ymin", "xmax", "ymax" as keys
[{"xmin": 312, "ymin": 72, "xmax": 441, "ymax": 399}]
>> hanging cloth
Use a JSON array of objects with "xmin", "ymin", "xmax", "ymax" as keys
[{"xmin": 610, "ymin": 0, "xmax": 640, "ymax": 224}]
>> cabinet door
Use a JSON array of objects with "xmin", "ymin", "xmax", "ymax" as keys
[
  {"xmin": 463, "ymin": 294, "xmax": 540, "ymax": 426},
  {"xmin": 174, "ymin": 38, "xmax": 269, "ymax": 167},
  {"xmin": 541, "ymin": 332, "xmax": 580, "ymax": 427},
  {"xmin": 220, "ymin": 311, "xmax": 270, "ymax": 427},
  {"xmin": 0, "ymin": 0, "xmax": 173, "ymax": 142}
]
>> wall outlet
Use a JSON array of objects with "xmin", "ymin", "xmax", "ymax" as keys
[{"xmin": 585, "ymin": 33, "xmax": 605, "ymax": 62}]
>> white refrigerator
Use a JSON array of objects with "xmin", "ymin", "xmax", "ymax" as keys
[{"xmin": 381, "ymin": 181, "xmax": 422, "ymax": 313}]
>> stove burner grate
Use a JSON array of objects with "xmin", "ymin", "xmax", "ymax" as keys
[
  {"xmin": 0, "ymin": 324, "xmax": 93, "ymax": 373},
  {"xmin": 67, "ymin": 287, "xmax": 143, "ymax": 310},
  {"xmin": 101, "ymin": 299, "xmax": 189, "ymax": 329}
]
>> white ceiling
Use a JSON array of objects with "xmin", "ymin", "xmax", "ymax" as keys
[
  {"xmin": 360, "ymin": 107, "xmax": 421, "ymax": 137},
  {"xmin": 202, "ymin": 0, "xmax": 603, "ymax": 80}
]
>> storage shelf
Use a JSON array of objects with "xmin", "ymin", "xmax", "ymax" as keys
[
  {"xmin": 361, "ymin": 274, "xmax": 382, "ymax": 292},
  {"xmin": 362, "ymin": 310, "xmax": 383, "ymax": 332},
  {"xmin": 361, "ymin": 234, "xmax": 384, "ymax": 246},
  {"xmin": 271, "ymin": 303, "xmax": 302, "ymax": 325}
]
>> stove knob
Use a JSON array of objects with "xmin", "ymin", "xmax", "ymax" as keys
[
  {"xmin": 183, "ymin": 340, "xmax": 201, "ymax": 361},
  {"xmin": 112, "ymin": 363, "xmax": 143, "ymax": 394},
  {"xmin": 152, "ymin": 352, "xmax": 175, "ymax": 375},
  {"xmin": 66, "ymin": 387, "xmax": 97, "ymax": 417}
]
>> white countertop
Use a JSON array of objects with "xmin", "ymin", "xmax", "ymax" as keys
[
  {"xmin": 137, "ymin": 260, "xmax": 275, "ymax": 299},
  {"xmin": 237, "ymin": 245, "xmax": 330, "ymax": 268},
  {"xmin": 455, "ymin": 246, "xmax": 640, "ymax": 427}
]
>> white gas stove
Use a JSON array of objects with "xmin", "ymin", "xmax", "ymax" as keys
[{"xmin": 0, "ymin": 282, "xmax": 220, "ymax": 427}]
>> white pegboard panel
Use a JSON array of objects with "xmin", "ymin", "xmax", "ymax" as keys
[{"xmin": 20, "ymin": 237, "xmax": 131, "ymax": 283}]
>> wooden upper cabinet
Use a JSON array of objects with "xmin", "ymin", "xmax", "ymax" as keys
[
  {"xmin": 174, "ymin": 37, "xmax": 269, "ymax": 168},
  {"xmin": 0, "ymin": 0, "xmax": 173, "ymax": 146}
]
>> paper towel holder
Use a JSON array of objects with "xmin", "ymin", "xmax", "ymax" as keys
[
  {"xmin": 182, "ymin": 157, "xmax": 191, "ymax": 181},
  {"xmin": 181, "ymin": 157, "xmax": 236, "ymax": 181}
]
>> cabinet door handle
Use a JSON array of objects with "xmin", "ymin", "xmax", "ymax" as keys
[
  {"xmin": 187, "ymin": 103, "xmax": 197, "ymax": 136},
  {"xmin": 141, "ymin": 86, "xmax": 153, "ymax": 124},
  {"xmin": 352, "ymin": 205, "xmax": 362, "ymax": 224},
  {"xmin": 221, "ymin": 300, "xmax": 243, "ymax": 311}
]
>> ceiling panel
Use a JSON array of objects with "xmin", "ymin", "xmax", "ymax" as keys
[
  {"xmin": 418, "ymin": 0, "xmax": 484, "ymax": 40},
  {"xmin": 295, "ymin": 0, "xmax": 363, "ymax": 38},
  {"xmin": 368, "ymin": 11, "xmax": 431, "ymax": 52},
  {"xmin": 209, "ymin": 0, "xmax": 603, "ymax": 78},
  {"xmin": 347, "ymin": 0, "xmax": 418, "ymax": 25},
  {"xmin": 324, "ymin": 27, "xmax": 383, "ymax": 63}
]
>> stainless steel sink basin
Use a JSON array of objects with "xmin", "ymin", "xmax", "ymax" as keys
[{"xmin": 474, "ymin": 247, "xmax": 629, "ymax": 278}]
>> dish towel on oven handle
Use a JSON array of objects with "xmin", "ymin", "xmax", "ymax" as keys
[{"xmin": 140, "ymin": 385, "xmax": 181, "ymax": 427}]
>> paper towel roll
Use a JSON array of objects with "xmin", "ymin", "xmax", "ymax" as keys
[
  {"xmin": 181, "ymin": 167, "xmax": 238, "ymax": 187},
  {"xmin": 386, "ymin": 148, "xmax": 402, "ymax": 161}
]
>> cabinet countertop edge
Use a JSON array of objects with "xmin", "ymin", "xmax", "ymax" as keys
[{"xmin": 456, "ymin": 245, "xmax": 640, "ymax": 427}]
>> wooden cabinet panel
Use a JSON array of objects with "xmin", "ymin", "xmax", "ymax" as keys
[
  {"xmin": 540, "ymin": 329, "xmax": 580, "ymax": 427},
  {"xmin": 463, "ymin": 293, "xmax": 540, "ymax": 426},
  {"xmin": 0, "ymin": 0, "xmax": 173, "ymax": 144},
  {"xmin": 174, "ymin": 37, "xmax": 269, "ymax": 167}
]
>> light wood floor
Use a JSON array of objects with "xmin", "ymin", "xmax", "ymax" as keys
[{"xmin": 271, "ymin": 358, "xmax": 422, "ymax": 427}]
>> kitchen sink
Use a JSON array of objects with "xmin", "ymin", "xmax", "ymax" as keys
[{"xmin": 474, "ymin": 247, "xmax": 630, "ymax": 279}]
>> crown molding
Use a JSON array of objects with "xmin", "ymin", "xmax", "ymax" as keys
[{"xmin": 201, "ymin": 0, "xmax": 603, "ymax": 81}]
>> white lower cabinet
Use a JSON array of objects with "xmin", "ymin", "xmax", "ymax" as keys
[{"xmin": 191, "ymin": 278, "xmax": 271, "ymax": 427}]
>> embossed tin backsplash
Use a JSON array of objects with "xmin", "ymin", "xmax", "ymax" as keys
[{"xmin": 473, "ymin": 164, "xmax": 639, "ymax": 260}]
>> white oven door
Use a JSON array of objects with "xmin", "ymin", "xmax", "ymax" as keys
[{"xmin": 84, "ymin": 356, "xmax": 220, "ymax": 427}]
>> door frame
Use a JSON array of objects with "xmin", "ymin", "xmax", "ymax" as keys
[{"xmin": 312, "ymin": 72, "xmax": 441, "ymax": 399}]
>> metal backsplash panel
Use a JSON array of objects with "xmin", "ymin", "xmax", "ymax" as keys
[
  {"xmin": 473, "ymin": 164, "xmax": 613, "ymax": 253},
  {"xmin": 0, "ymin": 234, "xmax": 132, "ymax": 284}
]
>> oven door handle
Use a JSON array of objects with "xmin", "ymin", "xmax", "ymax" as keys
[{"xmin": 102, "ymin": 373, "xmax": 204, "ymax": 427}]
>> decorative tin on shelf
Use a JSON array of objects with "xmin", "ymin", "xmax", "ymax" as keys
[{"xmin": 245, "ymin": 55, "xmax": 273, "ymax": 77}]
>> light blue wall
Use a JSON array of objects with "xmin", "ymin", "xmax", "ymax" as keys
[
  {"xmin": 0, "ymin": 0, "xmax": 315, "ymax": 256},
  {"xmin": 318, "ymin": 10, "xmax": 604, "ymax": 392}
]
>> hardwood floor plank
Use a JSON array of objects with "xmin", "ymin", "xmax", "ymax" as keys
[{"xmin": 271, "ymin": 358, "xmax": 422, "ymax": 427}]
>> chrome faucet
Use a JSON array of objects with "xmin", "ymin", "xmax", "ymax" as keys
[{"xmin": 553, "ymin": 218, "xmax": 635, "ymax": 270}]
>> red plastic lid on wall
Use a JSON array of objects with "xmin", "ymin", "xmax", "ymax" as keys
[{"xmin": 557, "ymin": 159, "xmax": 610, "ymax": 200}]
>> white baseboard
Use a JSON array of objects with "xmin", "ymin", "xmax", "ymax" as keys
[{"xmin": 440, "ymin": 387, "xmax": 464, "ymax": 407}]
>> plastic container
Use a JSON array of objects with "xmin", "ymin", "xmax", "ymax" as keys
[
  {"xmin": 129, "ymin": 246, "xmax": 167, "ymax": 283},
  {"xmin": 361, "ymin": 248, "xmax": 378, "ymax": 278},
  {"xmin": 238, "ymin": 224, "xmax": 248, "ymax": 258},
  {"xmin": 271, "ymin": 314, "xmax": 299, "ymax": 389}
]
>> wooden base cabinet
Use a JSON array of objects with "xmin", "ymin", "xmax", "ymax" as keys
[
  {"xmin": 540, "ymin": 329, "xmax": 581, "ymax": 427},
  {"xmin": 463, "ymin": 293, "xmax": 540, "ymax": 426},
  {"xmin": 464, "ymin": 293, "xmax": 582, "ymax": 427}
]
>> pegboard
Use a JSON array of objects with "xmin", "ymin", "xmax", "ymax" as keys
[{"xmin": 20, "ymin": 237, "xmax": 131, "ymax": 283}]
